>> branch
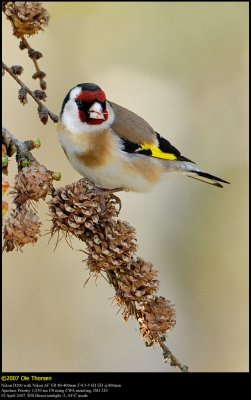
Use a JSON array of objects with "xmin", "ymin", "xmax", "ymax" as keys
[
  {"xmin": 2, "ymin": 61, "xmax": 58, "ymax": 124},
  {"xmin": 20, "ymin": 36, "xmax": 47, "ymax": 90},
  {"xmin": 2, "ymin": 126, "xmax": 37, "ymax": 165},
  {"xmin": 47, "ymin": 180, "xmax": 187, "ymax": 371},
  {"xmin": 2, "ymin": 127, "xmax": 60, "ymax": 182},
  {"xmin": 157, "ymin": 337, "xmax": 189, "ymax": 372}
]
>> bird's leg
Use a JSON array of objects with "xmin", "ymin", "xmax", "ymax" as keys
[
  {"xmin": 77, "ymin": 178, "xmax": 122, "ymax": 212},
  {"xmin": 97, "ymin": 187, "xmax": 123, "ymax": 213},
  {"xmin": 98, "ymin": 187, "xmax": 123, "ymax": 194},
  {"xmin": 78, "ymin": 177, "xmax": 96, "ymax": 187}
]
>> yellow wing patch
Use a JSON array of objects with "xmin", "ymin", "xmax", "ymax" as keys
[{"xmin": 141, "ymin": 144, "xmax": 177, "ymax": 161}]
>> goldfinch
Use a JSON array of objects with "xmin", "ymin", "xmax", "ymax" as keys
[{"xmin": 57, "ymin": 83, "xmax": 230, "ymax": 192}]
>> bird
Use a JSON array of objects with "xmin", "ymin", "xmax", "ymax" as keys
[{"xmin": 57, "ymin": 83, "xmax": 230, "ymax": 193}]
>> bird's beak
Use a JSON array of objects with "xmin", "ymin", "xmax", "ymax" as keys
[{"xmin": 88, "ymin": 102, "xmax": 105, "ymax": 120}]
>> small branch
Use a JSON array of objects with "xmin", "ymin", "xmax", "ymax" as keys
[
  {"xmin": 3, "ymin": 61, "xmax": 44, "ymax": 109},
  {"xmin": 157, "ymin": 337, "xmax": 189, "ymax": 372},
  {"xmin": 21, "ymin": 36, "xmax": 41, "ymax": 73},
  {"xmin": 20, "ymin": 36, "xmax": 46, "ymax": 90},
  {"xmin": 2, "ymin": 126, "xmax": 38, "ymax": 169},
  {"xmin": 2, "ymin": 61, "xmax": 58, "ymax": 123}
]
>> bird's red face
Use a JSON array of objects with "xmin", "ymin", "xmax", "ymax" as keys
[
  {"xmin": 75, "ymin": 87, "xmax": 109, "ymax": 125},
  {"xmin": 60, "ymin": 83, "xmax": 114, "ymax": 134}
]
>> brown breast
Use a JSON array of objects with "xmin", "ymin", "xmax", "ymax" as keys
[{"xmin": 76, "ymin": 129, "xmax": 115, "ymax": 168}]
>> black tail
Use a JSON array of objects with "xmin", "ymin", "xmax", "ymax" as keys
[{"xmin": 187, "ymin": 171, "xmax": 230, "ymax": 188}]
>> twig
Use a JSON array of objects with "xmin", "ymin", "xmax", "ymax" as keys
[
  {"xmin": 2, "ymin": 61, "xmax": 58, "ymax": 123},
  {"xmin": 157, "ymin": 337, "xmax": 189, "ymax": 372},
  {"xmin": 2, "ymin": 126, "xmax": 38, "ymax": 169},
  {"xmin": 20, "ymin": 36, "xmax": 46, "ymax": 90}
]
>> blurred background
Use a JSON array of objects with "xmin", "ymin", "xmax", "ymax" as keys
[{"xmin": 2, "ymin": 2, "xmax": 248, "ymax": 372}]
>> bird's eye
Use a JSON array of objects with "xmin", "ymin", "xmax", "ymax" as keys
[{"xmin": 75, "ymin": 99, "xmax": 84, "ymax": 107}]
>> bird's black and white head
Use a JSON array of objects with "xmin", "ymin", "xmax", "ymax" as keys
[{"xmin": 60, "ymin": 83, "xmax": 114, "ymax": 133}]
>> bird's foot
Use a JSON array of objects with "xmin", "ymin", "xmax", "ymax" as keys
[
  {"xmin": 77, "ymin": 178, "xmax": 122, "ymax": 212},
  {"xmin": 97, "ymin": 187, "xmax": 123, "ymax": 213}
]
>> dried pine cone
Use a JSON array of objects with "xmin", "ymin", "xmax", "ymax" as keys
[
  {"xmin": 12, "ymin": 163, "xmax": 53, "ymax": 204},
  {"xmin": 49, "ymin": 181, "xmax": 120, "ymax": 237},
  {"xmin": 3, "ymin": 207, "xmax": 41, "ymax": 252},
  {"xmin": 86, "ymin": 220, "xmax": 138, "ymax": 272},
  {"xmin": 3, "ymin": 2, "xmax": 49, "ymax": 37},
  {"xmin": 116, "ymin": 258, "xmax": 159, "ymax": 303},
  {"xmin": 113, "ymin": 293, "xmax": 137, "ymax": 321},
  {"xmin": 138, "ymin": 297, "xmax": 176, "ymax": 343}
]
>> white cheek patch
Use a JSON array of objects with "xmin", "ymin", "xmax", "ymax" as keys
[
  {"xmin": 61, "ymin": 86, "xmax": 83, "ymax": 134},
  {"xmin": 69, "ymin": 86, "xmax": 82, "ymax": 100},
  {"xmin": 61, "ymin": 95, "xmax": 84, "ymax": 134}
]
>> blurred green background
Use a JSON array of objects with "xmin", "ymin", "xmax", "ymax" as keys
[{"xmin": 2, "ymin": 2, "xmax": 248, "ymax": 372}]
